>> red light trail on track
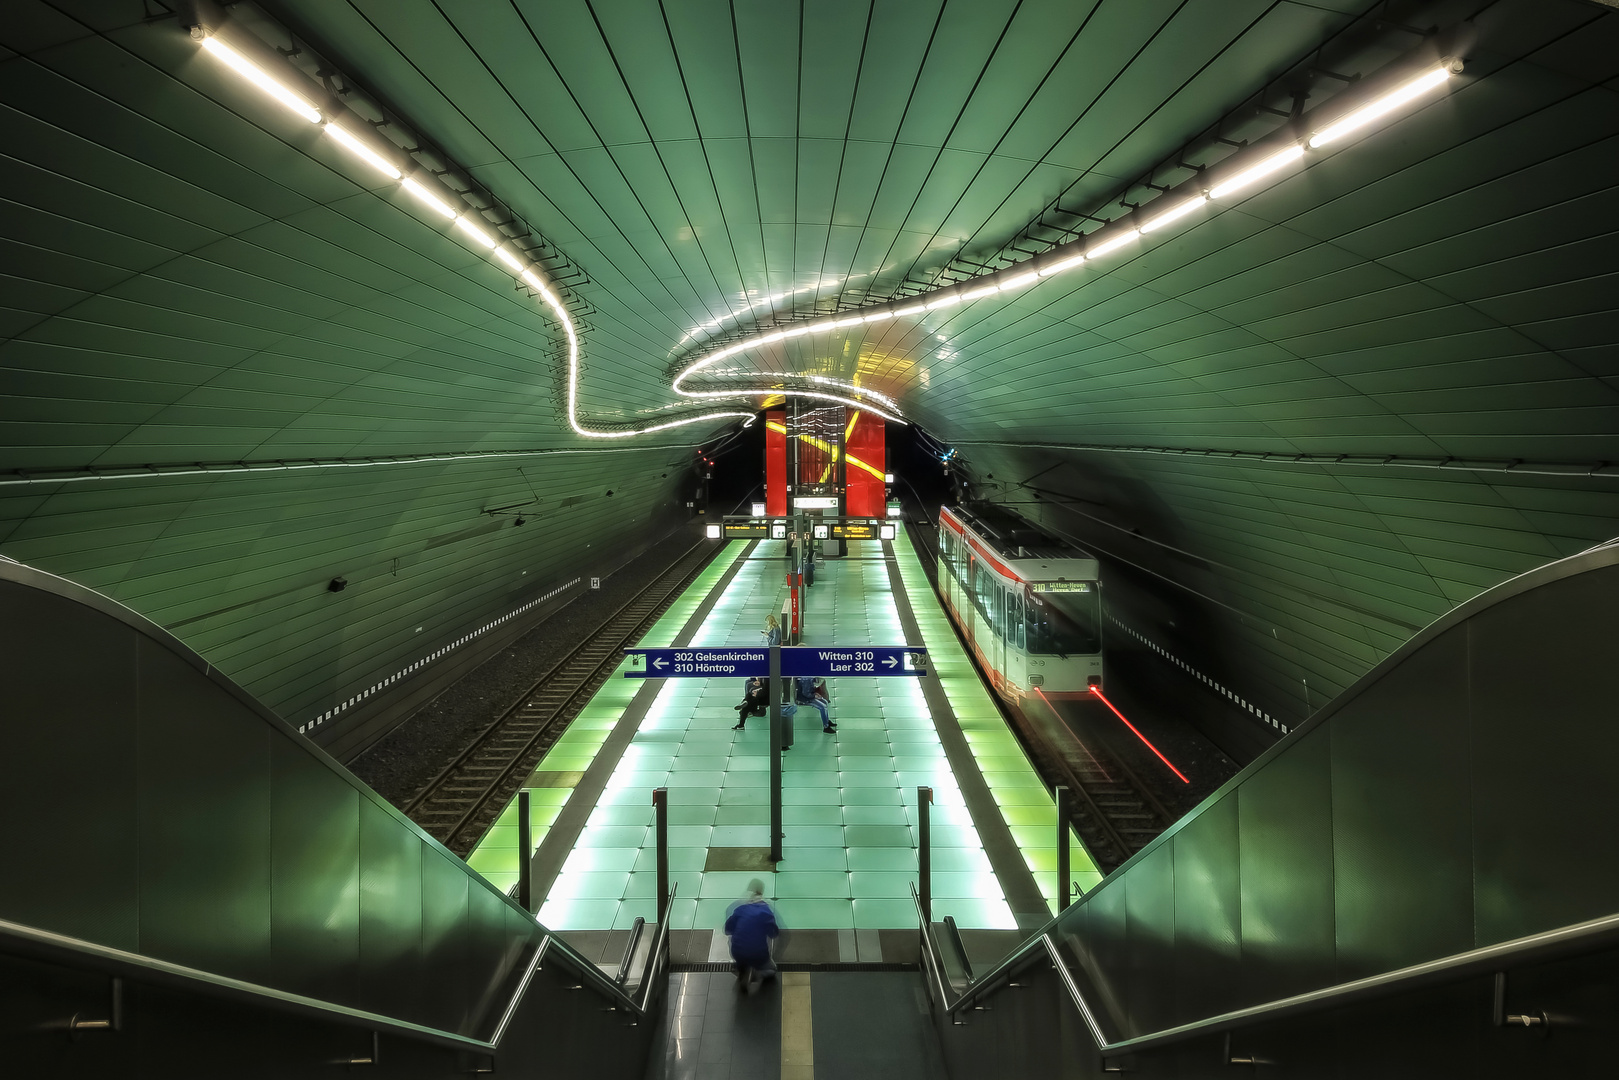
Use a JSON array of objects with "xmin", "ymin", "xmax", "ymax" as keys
[{"xmin": 1072, "ymin": 686, "xmax": 1190, "ymax": 785}]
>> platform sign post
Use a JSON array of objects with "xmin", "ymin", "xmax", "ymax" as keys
[
  {"xmin": 770, "ymin": 645, "xmax": 784, "ymax": 863},
  {"xmin": 517, "ymin": 789, "xmax": 533, "ymax": 914},
  {"xmin": 653, "ymin": 787, "xmax": 669, "ymax": 924},
  {"xmin": 1056, "ymin": 784, "xmax": 1071, "ymax": 913},
  {"xmin": 918, "ymin": 786, "xmax": 933, "ymax": 924}
]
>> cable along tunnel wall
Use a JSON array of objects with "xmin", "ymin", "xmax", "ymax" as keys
[
  {"xmin": 0, "ymin": 557, "xmax": 652, "ymax": 1075},
  {"xmin": 933, "ymin": 539, "xmax": 1619, "ymax": 1075}
]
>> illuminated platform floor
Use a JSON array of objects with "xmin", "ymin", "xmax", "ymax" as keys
[{"xmin": 467, "ymin": 533, "xmax": 1098, "ymax": 932}]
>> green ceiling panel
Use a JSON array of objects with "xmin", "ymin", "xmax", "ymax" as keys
[{"xmin": 0, "ymin": 0, "xmax": 1614, "ymax": 748}]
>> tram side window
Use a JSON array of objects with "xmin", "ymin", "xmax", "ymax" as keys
[
  {"xmin": 976, "ymin": 563, "xmax": 997, "ymax": 622},
  {"xmin": 1011, "ymin": 589, "xmax": 1025, "ymax": 649}
]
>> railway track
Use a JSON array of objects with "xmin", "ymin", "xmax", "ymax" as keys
[
  {"xmin": 903, "ymin": 513, "xmax": 1170, "ymax": 873},
  {"xmin": 404, "ymin": 539, "xmax": 721, "ymax": 856}
]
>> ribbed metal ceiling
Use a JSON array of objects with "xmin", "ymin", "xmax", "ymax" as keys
[{"xmin": 0, "ymin": 0, "xmax": 1614, "ymax": 731}]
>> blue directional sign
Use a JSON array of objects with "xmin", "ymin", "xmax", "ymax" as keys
[
  {"xmin": 624, "ymin": 647, "xmax": 770, "ymax": 679},
  {"xmin": 781, "ymin": 646, "xmax": 928, "ymax": 678}
]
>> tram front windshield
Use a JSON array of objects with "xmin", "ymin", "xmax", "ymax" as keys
[{"xmin": 1024, "ymin": 584, "xmax": 1101, "ymax": 656}]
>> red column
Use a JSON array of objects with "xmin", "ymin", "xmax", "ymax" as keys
[
  {"xmin": 844, "ymin": 411, "xmax": 886, "ymax": 516},
  {"xmin": 765, "ymin": 409, "xmax": 787, "ymax": 516}
]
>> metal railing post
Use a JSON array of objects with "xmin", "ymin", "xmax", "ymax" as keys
[
  {"xmin": 918, "ymin": 786, "xmax": 933, "ymax": 924},
  {"xmin": 770, "ymin": 645, "xmax": 784, "ymax": 863},
  {"xmin": 517, "ymin": 789, "xmax": 533, "ymax": 914},
  {"xmin": 1056, "ymin": 784, "xmax": 1071, "ymax": 912},
  {"xmin": 653, "ymin": 787, "xmax": 669, "ymax": 930}
]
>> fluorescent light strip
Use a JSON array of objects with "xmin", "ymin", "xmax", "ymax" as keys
[
  {"xmin": 1037, "ymin": 254, "xmax": 1084, "ymax": 278},
  {"xmin": 680, "ymin": 383, "xmax": 907, "ymax": 424},
  {"xmin": 401, "ymin": 177, "xmax": 456, "ymax": 218},
  {"xmin": 322, "ymin": 123, "xmax": 401, "ymax": 180},
  {"xmin": 672, "ymin": 57, "xmax": 1458, "ymax": 406},
  {"xmin": 454, "ymin": 216, "xmax": 497, "ymax": 249},
  {"xmin": 198, "ymin": 27, "xmax": 750, "ymax": 440},
  {"xmin": 1309, "ymin": 65, "xmax": 1453, "ymax": 148},
  {"xmin": 1139, "ymin": 194, "xmax": 1207, "ymax": 233},
  {"xmin": 700, "ymin": 368, "xmax": 901, "ymax": 411},
  {"xmin": 199, "ymin": 36, "xmax": 322, "ymax": 124},
  {"xmin": 1208, "ymin": 144, "xmax": 1305, "ymax": 200},
  {"xmin": 199, "ymin": 23, "xmax": 1456, "ymax": 441}
]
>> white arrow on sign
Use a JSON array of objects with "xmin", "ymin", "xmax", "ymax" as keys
[
  {"xmin": 882, "ymin": 655, "xmax": 898, "ymax": 668},
  {"xmin": 654, "ymin": 657, "xmax": 669, "ymax": 670}
]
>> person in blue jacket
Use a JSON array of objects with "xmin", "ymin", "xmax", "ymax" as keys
[
  {"xmin": 794, "ymin": 676, "xmax": 834, "ymax": 733},
  {"xmin": 724, "ymin": 880, "xmax": 780, "ymax": 991}
]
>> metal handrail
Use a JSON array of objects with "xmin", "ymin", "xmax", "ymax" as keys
[
  {"xmin": 2, "ymin": 886, "xmax": 684, "ymax": 1050},
  {"xmin": 934, "ymin": 908, "xmax": 1619, "ymax": 1056},
  {"xmin": 615, "ymin": 918, "xmax": 646, "ymax": 987},
  {"xmin": 942, "ymin": 915, "xmax": 975, "ymax": 983},
  {"xmin": 635, "ymin": 884, "xmax": 679, "ymax": 1016},
  {"xmin": 910, "ymin": 884, "xmax": 958, "ymax": 1014},
  {"xmin": 0, "ymin": 916, "xmax": 532, "ymax": 1053}
]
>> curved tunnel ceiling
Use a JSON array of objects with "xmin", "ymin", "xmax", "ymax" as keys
[{"xmin": 0, "ymin": 0, "xmax": 1615, "ymax": 731}]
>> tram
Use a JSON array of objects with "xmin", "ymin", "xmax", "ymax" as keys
[{"xmin": 937, "ymin": 503, "xmax": 1104, "ymax": 703}]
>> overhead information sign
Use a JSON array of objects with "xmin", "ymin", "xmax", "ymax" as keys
[
  {"xmin": 624, "ymin": 648, "xmax": 769, "ymax": 678},
  {"xmin": 781, "ymin": 647, "xmax": 928, "ymax": 678},
  {"xmin": 624, "ymin": 646, "xmax": 929, "ymax": 678}
]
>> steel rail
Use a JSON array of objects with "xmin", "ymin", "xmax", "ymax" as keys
[
  {"xmin": 405, "ymin": 538, "xmax": 709, "ymax": 818},
  {"xmin": 408, "ymin": 541, "xmax": 718, "ymax": 849}
]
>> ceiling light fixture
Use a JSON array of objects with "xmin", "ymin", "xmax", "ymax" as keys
[
  {"xmin": 401, "ymin": 177, "xmax": 456, "ymax": 219},
  {"xmin": 193, "ymin": 19, "xmax": 752, "ymax": 440},
  {"xmin": 1207, "ymin": 144, "xmax": 1306, "ymax": 200},
  {"xmin": 453, "ymin": 217, "xmax": 498, "ymax": 249},
  {"xmin": 322, "ymin": 123, "xmax": 401, "ymax": 180},
  {"xmin": 673, "ymin": 54, "xmax": 1460, "ymax": 410},
  {"xmin": 1138, "ymin": 194, "xmax": 1208, "ymax": 233},
  {"xmin": 1308, "ymin": 63, "xmax": 1457, "ymax": 148},
  {"xmin": 1036, "ymin": 254, "xmax": 1085, "ymax": 278},
  {"xmin": 196, "ymin": 34, "xmax": 322, "ymax": 124}
]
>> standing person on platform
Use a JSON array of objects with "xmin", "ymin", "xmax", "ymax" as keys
[
  {"xmin": 795, "ymin": 675, "xmax": 834, "ymax": 733},
  {"xmin": 724, "ymin": 880, "xmax": 781, "ymax": 992},
  {"xmin": 761, "ymin": 613, "xmax": 781, "ymax": 648}
]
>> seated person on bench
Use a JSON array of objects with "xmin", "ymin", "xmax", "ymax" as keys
[{"xmin": 732, "ymin": 676, "xmax": 769, "ymax": 729}]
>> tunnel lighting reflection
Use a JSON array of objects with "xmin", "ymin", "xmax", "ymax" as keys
[
  {"xmin": 1080, "ymin": 687, "xmax": 1189, "ymax": 785},
  {"xmin": 198, "ymin": 35, "xmax": 322, "ymax": 123},
  {"xmin": 322, "ymin": 123, "xmax": 401, "ymax": 180},
  {"xmin": 1309, "ymin": 64, "xmax": 1455, "ymax": 148}
]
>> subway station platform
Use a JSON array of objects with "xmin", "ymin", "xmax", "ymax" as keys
[{"xmin": 466, "ymin": 531, "xmax": 1098, "ymax": 937}]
